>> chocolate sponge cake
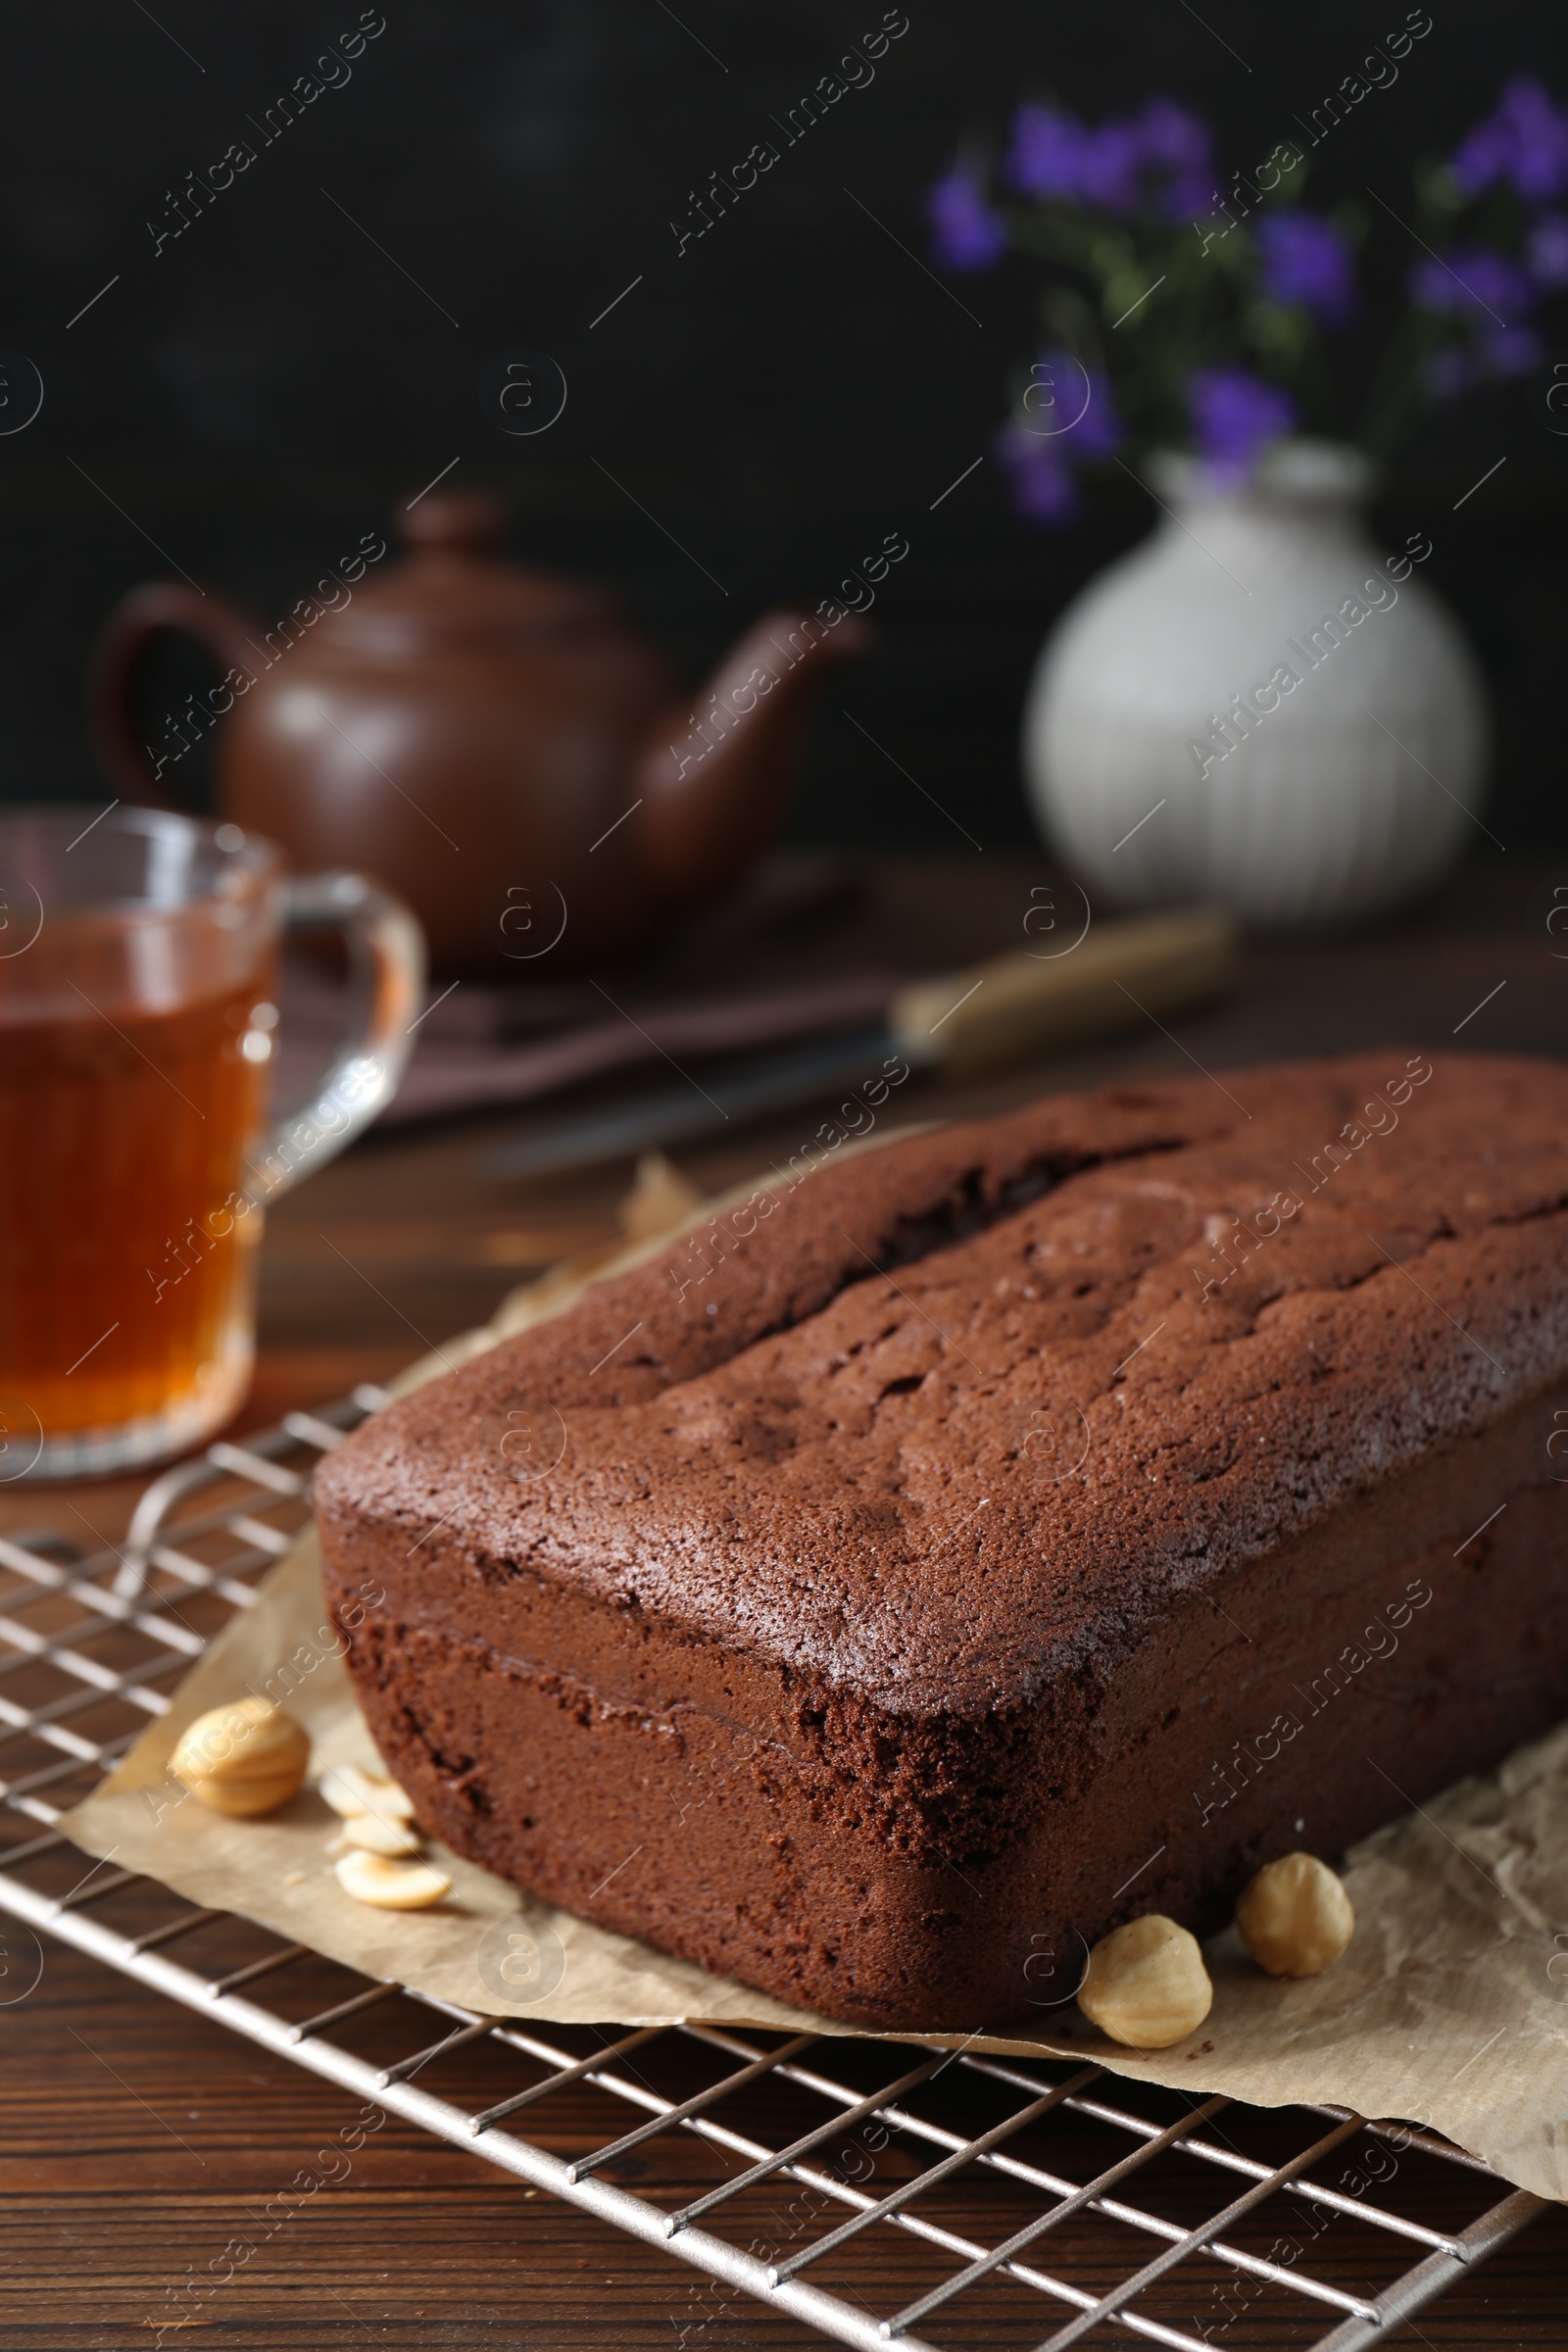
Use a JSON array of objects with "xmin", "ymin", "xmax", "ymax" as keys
[{"xmin": 314, "ymin": 1052, "xmax": 1568, "ymax": 2030}]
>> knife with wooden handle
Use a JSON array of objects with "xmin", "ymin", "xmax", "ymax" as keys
[
  {"xmin": 487, "ymin": 906, "xmax": 1238, "ymax": 1177},
  {"xmin": 887, "ymin": 906, "xmax": 1236, "ymax": 1076}
]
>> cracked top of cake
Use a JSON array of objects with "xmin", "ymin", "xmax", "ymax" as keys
[{"xmin": 313, "ymin": 1052, "xmax": 1568, "ymax": 1718}]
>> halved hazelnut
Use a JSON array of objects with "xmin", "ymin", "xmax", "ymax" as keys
[{"xmin": 333, "ymin": 1850, "xmax": 451, "ymax": 1910}]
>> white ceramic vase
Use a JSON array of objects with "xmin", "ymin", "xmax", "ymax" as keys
[{"xmin": 1023, "ymin": 441, "xmax": 1490, "ymax": 926}]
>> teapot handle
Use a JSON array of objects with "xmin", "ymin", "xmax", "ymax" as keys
[{"xmin": 88, "ymin": 581, "xmax": 265, "ymax": 808}]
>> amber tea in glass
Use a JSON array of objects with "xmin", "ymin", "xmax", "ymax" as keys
[{"xmin": 0, "ymin": 808, "xmax": 421, "ymax": 1480}]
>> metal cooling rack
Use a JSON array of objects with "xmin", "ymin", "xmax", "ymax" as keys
[{"xmin": 0, "ymin": 1390, "xmax": 1550, "ymax": 2348}]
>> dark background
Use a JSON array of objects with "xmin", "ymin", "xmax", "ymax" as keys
[{"xmin": 1, "ymin": 0, "xmax": 1563, "ymax": 855}]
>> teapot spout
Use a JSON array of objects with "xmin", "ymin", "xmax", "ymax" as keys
[{"xmin": 634, "ymin": 607, "xmax": 870, "ymax": 904}]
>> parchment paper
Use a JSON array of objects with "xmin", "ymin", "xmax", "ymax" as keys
[{"xmin": 63, "ymin": 1153, "xmax": 1568, "ymax": 2202}]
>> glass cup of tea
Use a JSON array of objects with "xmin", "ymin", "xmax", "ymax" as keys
[{"xmin": 0, "ymin": 807, "xmax": 424, "ymax": 1482}]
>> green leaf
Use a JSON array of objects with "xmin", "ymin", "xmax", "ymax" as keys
[{"xmin": 1414, "ymin": 157, "xmax": 1464, "ymax": 217}]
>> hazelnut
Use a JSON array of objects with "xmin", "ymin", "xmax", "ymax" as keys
[
  {"xmin": 1078, "ymin": 1915, "xmax": 1213, "ymax": 2049},
  {"xmin": 1237, "ymin": 1852, "xmax": 1354, "ymax": 1978},
  {"xmin": 318, "ymin": 1763, "xmax": 416, "ymax": 1822},
  {"xmin": 333, "ymin": 1850, "xmax": 451, "ymax": 1910},
  {"xmin": 336, "ymin": 1813, "xmax": 422, "ymax": 1858},
  {"xmin": 171, "ymin": 1698, "xmax": 310, "ymax": 1817}
]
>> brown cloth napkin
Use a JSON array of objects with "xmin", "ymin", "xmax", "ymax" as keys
[{"xmin": 273, "ymin": 853, "xmax": 891, "ymax": 1128}]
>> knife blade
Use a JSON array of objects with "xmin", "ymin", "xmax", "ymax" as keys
[{"xmin": 485, "ymin": 906, "xmax": 1237, "ymax": 1178}]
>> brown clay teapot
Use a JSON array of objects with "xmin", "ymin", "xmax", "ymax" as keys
[{"xmin": 89, "ymin": 491, "xmax": 870, "ymax": 975}]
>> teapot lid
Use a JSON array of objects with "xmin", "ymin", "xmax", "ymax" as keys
[{"xmin": 323, "ymin": 489, "xmax": 621, "ymax": 653}]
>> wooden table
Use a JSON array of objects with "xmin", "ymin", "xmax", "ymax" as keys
[{"xmin": 6, "ymin": 856, "xmax": 1568, "ymax": 2348}]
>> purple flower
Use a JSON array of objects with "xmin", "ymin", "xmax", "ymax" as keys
[
  {"xmin": 996, "ymin": 422, "xmax": 1079, "ymax": 520},
  {"xmin": 1479, "ymin": 323, "xmax": 1544, "ymax": 375},
  {"xmin": 1528, "ymin": 212, "xmax": 1568, "ymax": 286},
  {"xmin": 1077, "ymin": 121, "xmax": 1145, "ymax": 213},
  {"xmin": 1408, "ymin": 246, "xmax": 1536, "ymax": 319},
  {"xmin": 1019, "ymin": 351, "xmax": 1124, "ymax": 453},
  {"xmin": 1132, "ymin": 97, "xmax": 1211, "ymax": 175},
  {"xmin": 1071, "ymin": 374, "xmax": 1124, "ymax": 461},
  {"xmin": 1422, "ymin": 316, "xmax": 1542, "ymax": 405},
  {"xmin": 1187, "ymin": 367, "xmax": 1296, "ymax": 481},
  {"xmin": 1004, "ymin": 94, "xmax": 1215, "ymax": 219},
  {"xmin": 1451, "ymin": 77, "xmax": 1568, "ymax": 204},
  {"xmin": 927, "ymin": 168, "xmax": 1007, "ymax": 271},
  {"xmin": 997, "ymin": 357, "xmax": 1123, "ymax": 524},
  {"xmin": 1005, "ymin": 103, "xmax": 1092, "ymax": 201},
  {"xmin": 1160, "ymin": 166, "xmax": 1219, "ymax": 224},
  {"xmin": 1131, "ymin": 98, "xmax": 1214, "ymax": 220},
  {"xmin": 1255, "ymin": 212, "xmax": 1355, "ymax": 324}
]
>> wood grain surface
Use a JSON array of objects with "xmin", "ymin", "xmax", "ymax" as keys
[{"xmin": 6, "ymin": 855, "xmax": 1568, "ymax": 2350}]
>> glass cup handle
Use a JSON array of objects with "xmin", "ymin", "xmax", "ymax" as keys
[{"xmin": 249, "ymin": 871, "xmax": 426, "ymax": 1204}]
